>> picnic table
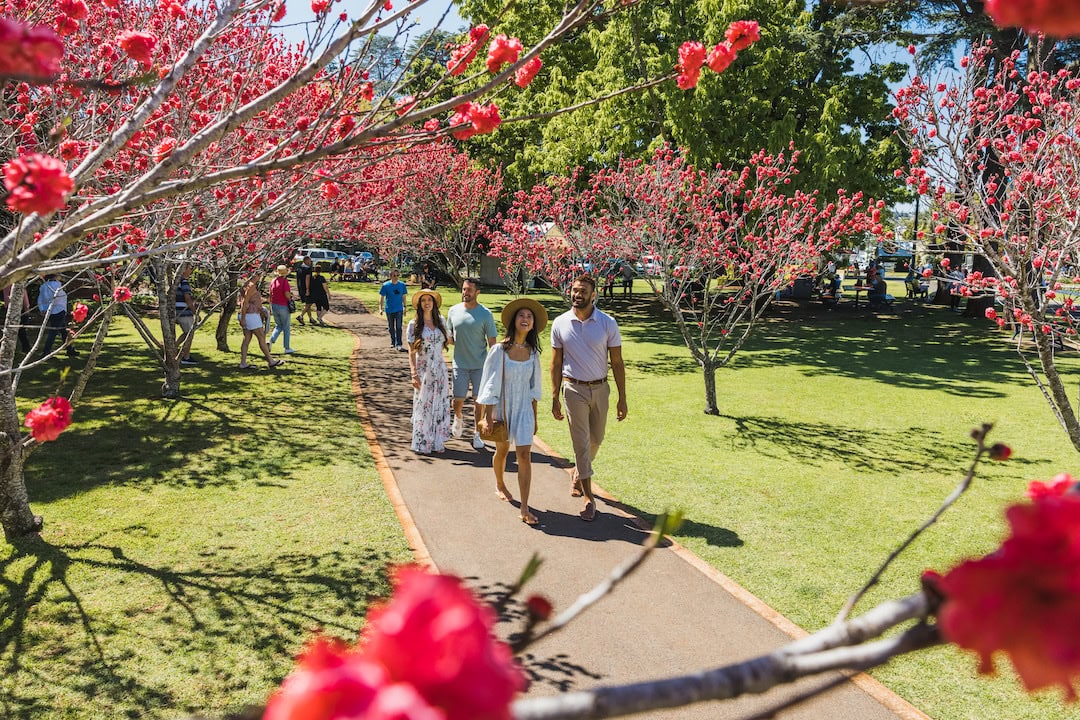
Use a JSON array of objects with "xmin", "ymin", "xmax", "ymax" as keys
[{"xmin": 844, "ymin": 284, "xmax": 874, "ymax": 308}]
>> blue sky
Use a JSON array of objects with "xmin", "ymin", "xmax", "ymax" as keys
[{"xmin": 275, "ymin": 0, "xmax": 465, "ymax": 48}]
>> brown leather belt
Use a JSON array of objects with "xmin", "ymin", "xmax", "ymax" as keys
[{"xmin": 564, "ymin": 377, "xmax": 607, "ymax": 386}]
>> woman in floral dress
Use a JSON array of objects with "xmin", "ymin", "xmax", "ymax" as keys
[{"xmin": 406, "ymin": 290, "xmax": 451, "ymax": 454}]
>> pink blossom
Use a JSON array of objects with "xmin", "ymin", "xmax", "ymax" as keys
[
  {"xmin": 676, "ymin": 41, "xmax": 706, "ymax": 90},
  {"xmin": 486, "ymin": 34, "xmax": 522, "ymax": 74},
  {"xmin": 117, "ymin": 30, "xmax": 157, "ymax": 64},
  {"xmin": 724, "ymin": 20, "xmax": 760, "ymax": 52},
  {"xmin": 986, "ymin": 0, "xmax": 1080, "ymax": 36},
  {"xmin": 706, "ymin": 42, "xmax": 736, "ymax": 74},
  {"xmin": 3, "ymin": 153, "xmax": 74, "ymax": 215},
  {"xmin": 1027, "ymin": 473, "xmax": 1076, "ymax": 500},
  {"xmin": 153, "ymin": 138, "xmax": 177, "ymax": 164},
  {"xmin": 71, "ymin": 303, "xmax": 88, "ymax": 323},
  {"xmin": 0, "ymin": 18, "xmax": 64, "ymax": 81},
  {"xmin": 24, "ymin": 397, "xmax": 73, "ymax": 442},
  {"xmin": 113, "ymin": 286, "xmax": 132, "ymax": 302},
  {"xmin": 514, "ymin": 56, "xmax": 542, "ymax": 87},
  {"xmin": 311, "ymin": 0, "xmax": 330, "ymax": 14}
]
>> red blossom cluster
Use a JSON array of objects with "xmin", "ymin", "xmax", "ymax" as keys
[
  {"xmin": 927, "ymin": 477, "xmax": 1080, "ymax": 699},
  {"xmin": 0, "ymin": 17, "xmax": 63, "ymax": 80},
  {"xmin": 23, "ymin": 396, "xmax": 73, "ymax": 442},
  {"xmin": 985, "ymin": 0, "xmax": 1080, "ymax": 36},
  {"xmin": 450, "ymin": 102, "xmax": 502, "ymax": 140},
  {"xmin": 2, "ymin": 152, "xmax": 74, "ymax": 214},
  {"xmin": 676, "ymin": 20, "xmax": 759, "ymax": 90},
  {"xmin": 266, "ymin": 567, "xmax": 524, "ymax": 720}
]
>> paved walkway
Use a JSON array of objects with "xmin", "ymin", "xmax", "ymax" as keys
[{"xmin": 330, "ymin": 296, "xmax": 926, "ymax": 720}]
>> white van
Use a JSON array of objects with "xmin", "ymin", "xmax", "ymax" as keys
[{"xmin": 293, "ymin": 248, "xmax": 338, "ymax": 269}]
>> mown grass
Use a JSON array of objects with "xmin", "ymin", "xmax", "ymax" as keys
[
  {"xmin": 1, "ymin": 316, "xmax": 412, "ymax": 719},
  {"xmin": 340, "ymin": 278, "xmax": 1079, "ymax": 720}
]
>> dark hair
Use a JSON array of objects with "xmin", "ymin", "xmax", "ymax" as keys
[
  {"xmin": 411, "ymin": 296, "xmax": 449, "ymax": 350},
  {"xmin": 462, "ymin": 277, "xmax": 481, "ymax": 289},
  {"xmin": 573, "ymin": 274, "xmax": 596, "ymax": 292},
  {"xmin": 500, "ymin": 306, "xmax": 541, "ymax": 355}
]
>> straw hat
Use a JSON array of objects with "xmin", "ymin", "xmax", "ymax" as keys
[
  {"xmin": 412, "ymin": 289, "xmax": 442, "ymax": 309},
  {"xmin": 501, "ymin": 297, "xmax": 548, "ymax": 333},
  {"xmin": 275, "ymin": 265, "xmax": 289, "ymax": 275}
]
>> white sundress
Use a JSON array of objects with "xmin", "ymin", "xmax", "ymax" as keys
[
  {"xmin": 406, "ymin": 321, "xmax": 451, "ymax": 454},
  {"xmin": 476, "ymin": 345, "xmax": 543, "ymax": 447}
]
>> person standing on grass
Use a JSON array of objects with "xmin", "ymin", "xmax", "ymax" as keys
[
  {"xmin": 308, "ymin": 266, "xmax": 330, "ymax": 326},
  {"xmin": 406, "ymin": 290, "xmax": 451, "ymax": 455},
  {"xmin": 620, "ymin": 261, "xmax": 634, "ymax": 296},
  {"xmin": 295, "ymin": 256, "xmax": 315, "ymax": 326},
  {"xmin": 175, "ymin": 264, "xmax": 198, "ymax": 365},
  {"xmin": 445, "ymin": 278, "xmax": 497, "ymax": 450},
  {"xmin": 37, "ymin": 274, "xmax": 78, "ymax": 358},
  {"xmin": 379, "ymin": 268, "xmax": 408, "ymax": 351},
  {"xmin": 477, "ymin": 298, "xmax": 546, "ymax": 526},
  {"xmin": 550, "ymin": 274, "xmax": 628, "ymax": 522},
  {"xmin": 269, "ymin": 265, "xmax": 296, "ymax": 354},
  {"xmin": 237, "ymin": 278, "xmax": 283, "ymax": 370}
]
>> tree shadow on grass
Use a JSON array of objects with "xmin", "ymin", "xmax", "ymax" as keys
[{"xmin": 0, "ymin": 535, "xmax": 396, "ymax": 719}]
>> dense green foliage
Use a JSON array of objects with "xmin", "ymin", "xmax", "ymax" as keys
[{"xmin": 455, "ymin": 0, "xmax": 909, "ymax": 201}]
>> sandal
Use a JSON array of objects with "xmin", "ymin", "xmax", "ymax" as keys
[
  {"xmin": 521, "ymin": 513, "xmax": 539, "ymax": 526},
  {"xmin": 268, "ymin": 359, "xmax": 284, "ymax": 368},
  {"xmin": 579, "ymin": 502, "xmax": 596, "ymax": 522},
  {"xmin": 238, "ymin": 363, "xmax": 253, "ymax": 369}
]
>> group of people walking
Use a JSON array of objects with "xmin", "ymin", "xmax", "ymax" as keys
[{"xmin": 389, "ymin": 274, "xmax": 628, "ymax": 526}]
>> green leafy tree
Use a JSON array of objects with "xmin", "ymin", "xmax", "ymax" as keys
[{"xmin": 456, "ymin": 0, "xmax": 909, "ymax": 201}]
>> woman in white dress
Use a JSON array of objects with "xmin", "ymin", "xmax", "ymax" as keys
[
  {"xmin": 237, "ymin": 278, "xmax": 283, "ymax": 369},
  {"xmin": 477, "ymin": 297, "xmax": 547, "ymax": 525},
  {"xmin": 406, "ymin": 290, "xmax": 452, "ymax": 454}
]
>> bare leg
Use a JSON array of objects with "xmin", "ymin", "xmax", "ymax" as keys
[
  {"xmin": 452, "ymin": 397, "xmax": 464, "ymax": 422},
  {"xmin": 516, "ymin": 445, "xmax": 536, "ymax": 524},
  {"xmin": 240, "ymin": 330, "xmax": 252, "ymax": 366},
  {"xmin": 493, "ymin": 441, "xmax": 512, "ymax": 501},
  {"xmin": 253, "ymin": 329, "xmax": 276, "ymax": 364},
  {"xmin": 472, "ymin": 399, "xmax": 484, "ymax": 434}
]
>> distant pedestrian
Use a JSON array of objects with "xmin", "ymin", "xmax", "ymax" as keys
[
  {"xmin": 37, "ymin": 274, "xmax": 78, "ymax": 358},
  {"xmin": 175, "ymin": 264, "xmax": 198, "ymax": 365},
  {"xmin": 550, "ymin": 274, "xmax": 628, "ymax": 522},
  {"xmin": 406, "ymin": 290, "xmax": 451, "ymax": 455},
  {"xmin": 620, "ymin": 261, "xmax": 634, "ymax": 296},
  {"xmin": 3, "ymin": 284, "xmax": 31, "ymax": 353},
  {"xmin": 445, "ymin": 278, "xmax": 497, "ymax": 450},
  {"xmin": 308, "ymin": 266, "xmax": 330, "ymax": 326},
  {"xmin": 477, "ymin": 297, "xmax": 547, "ymax": 525},
  {"xmin": 379, "ymin": 269, "xmax": 408, "ymax": 351},
  {"xmin": 295, "ymin": 256, "xmax": 315, "ymax": 325},
  {"xmin": 237, "ymin": 278, "xmax": 283, "ymax": 369},
  {"xmin": 419, "ymin": 262, "xmax": 437, "ymax": 290},
  {"xmin": 269, "ymin": 265, "xmax": 296, "ymax": 354}
]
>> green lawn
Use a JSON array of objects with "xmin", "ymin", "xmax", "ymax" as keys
[
  {"xmin": 0, "ymin": 317, "xmax": 412, "ymax": 719},
  {"xmin": 340, "ymin": 279, "xmax": 1078, "ymax": 720},
  {"xmin": 3, "ymin": 279, "xmax": 1077, "ymax": 720}
]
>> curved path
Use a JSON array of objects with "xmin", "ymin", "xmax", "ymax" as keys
[{"xmin": 331, "ymin": 295, "xmax": 928, "ymax": 720}]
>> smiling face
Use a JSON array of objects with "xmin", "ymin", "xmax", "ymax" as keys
[
  {"xmin": 569, "ymin": 280, "xmax": 595, "ymax": 309},
  {"xmin": 514, "ymin": 307, "xmax": 535, "ymax": 334},
  {"xmin": 461, "ymin": 279, "xmax": 479, "ymax": 305},
  {"xmin": 420, "ymin": 294, "xmax": 435, "ymax": 313}
]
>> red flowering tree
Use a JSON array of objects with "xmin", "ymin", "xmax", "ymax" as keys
[
  {"xmin": 0, "ymin": 0, "xmax": 730, "ymax": 541},
  {"xmin": 495, "ymin": 146, "xmax": 875, "ymax": 415},
  {"xmin": 365, "ymin": 141, "xmax": 503, "ymax": 285},
  {"xmin": 891, "ymin": 41, "xmax": 1080, "ymax": 453}
]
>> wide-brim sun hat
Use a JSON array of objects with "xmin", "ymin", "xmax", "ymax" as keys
[
  {"xmin": 276, "ymin": 265, "xmax": 289, "ymax": 275},
  {"xmin": 412, "ymin": 289, "xmax": 442, "ymax": 309},
  {"xmin": 501, "ymin": 297, "xmax": 548, "ymax": 334}
]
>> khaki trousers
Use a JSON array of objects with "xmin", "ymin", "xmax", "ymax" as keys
[{"xmin": 562, "ymin": 380, "xmax": 610, "ymax": 481}]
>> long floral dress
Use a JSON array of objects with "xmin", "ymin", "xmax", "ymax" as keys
[{"xmin": 406, "ymin": 320, "xmax": 451, "ymax": 454}]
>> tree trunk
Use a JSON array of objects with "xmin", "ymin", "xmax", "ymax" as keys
[
  {"xmin": 702, "ymin": 360, "xmax": 719, "ymax": 416},
  {"xmin": 0, "ymin": 283, "xmax": 39, "ymax": 540}
]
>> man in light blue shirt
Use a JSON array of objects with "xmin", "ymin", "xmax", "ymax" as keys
[
  {"xmin": 445, "ymin": 278, "xmax": 497, "ymax": 449},
  {"xmin": 37, "ymin": 274, "xmax": 79, "ymax": 358},
  {"xmin": 379, "ymin": 269, "xmax": 408, "ymax": 350}
]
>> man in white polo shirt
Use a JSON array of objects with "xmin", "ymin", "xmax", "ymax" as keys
[{"xmin": 550, "ymin": 274, "xmax": 628, "ymax": 521}]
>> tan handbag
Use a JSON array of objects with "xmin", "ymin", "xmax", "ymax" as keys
[{"xmin": 479, "ymin": 353, "xmax": 509, "ymax": 442}]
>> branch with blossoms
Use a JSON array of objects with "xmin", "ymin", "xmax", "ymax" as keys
[{"xmin": 251, "ymin": 426, "xmax": 1080, "ymax": 720}]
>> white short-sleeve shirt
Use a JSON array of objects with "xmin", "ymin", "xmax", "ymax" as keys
[{"xmin": 550, "ymin": 306, "xmax": 621, "ymax": 382}]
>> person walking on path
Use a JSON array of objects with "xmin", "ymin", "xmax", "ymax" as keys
[
  {"xmin": 380, "ymin": 269, "xmax": 408, "ymax": 351},
  {"xmin": 37, "ymin": 274, "xmax": 78, "ymax": 358},
  {"xmin": 308, "ymin": 266, "xmax": 331, "ymax": 326},
  {"xmin": 445, "ymin": 278, "xmax": 497, "ymax": 450},
  {"xmin": 550, "ymin": 274, "xmax": 628, "ymax": 521},
  {"xmin": 268, "ymin": 265, "xmax": 297, "ymax": 354},
  {"xmin": 237, "ymin": 278, "xmax": 284, "ymax": 369},
  {"xmin": 175, "ymin": 264, "xmax": 198, "ymax": 365},
  {"xmin": 406, "ymin": 290, "xmax": 451, "ymax": 454},
  {"xmin": 477, "ymin": 298, "xmax": 547, "ymax": 525},
  {"xmin": 295, "ymin": 256, "xmax": 315, "ymax": 326}
]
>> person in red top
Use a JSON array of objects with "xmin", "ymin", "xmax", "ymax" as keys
[{"xmin": 269, "ymin": 265, "xmax": 297, "ymax": 354}]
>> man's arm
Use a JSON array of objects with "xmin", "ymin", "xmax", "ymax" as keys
[
  {"xmin": 609, "ymin": 345, "xmax": 628, "ymax": 421},
  {"xmin": 378, "ymin": 286, "xmax": 385, "ymax": 314},
  {"xmin": 550, "ymin": 346, "xmax": 564, "ymax": 420}
]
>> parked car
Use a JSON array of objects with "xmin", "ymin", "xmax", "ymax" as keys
[{"xmin": 293, "ymin": 248, "xmax": 338, "ymax": 269}]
